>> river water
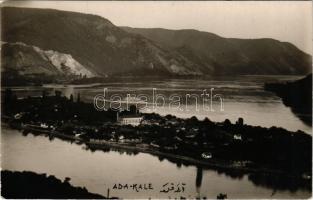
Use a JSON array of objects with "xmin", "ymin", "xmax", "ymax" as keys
[
  {"xmin": 1, "ymin": 127, "xmax": 311, "ymax": 199},
  {"xmin": 5, "ymin": 75, "xmax": 311, "ymax": 133},
  {"xmin": 1, "ymin": 75, "xmax": 311, "ymax": 198}
]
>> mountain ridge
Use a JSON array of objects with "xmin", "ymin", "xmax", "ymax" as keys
[
  {"xmin": 2, "ymin": 6, "xmax": 202, "ymax": 78},
  {"xmin": 121, "ymin": 26, "xmax": 312, "ymax": 75},
  {"xmin": 1, "ymin": 6, "xmax": 311, "ymax": 82}
]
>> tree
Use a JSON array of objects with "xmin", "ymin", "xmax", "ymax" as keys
[
  {"xmin": 236, "ymin": 117, "xmax": 244, "ymax": 126},
  {"xmin": 4, "ymin": 88, "xmax": 13, "ymax": 104},
  {"xmin": 77, "ymin": 93, "xmax": 81, "ymax": 103},
  {"xmin": 70, "ymin": 94, "xmax": 74, "ymax": 102},
  {"xmin": 42, "ymin": 90, "xmax": 47, "ymax": 99},
  {"xmin": 224, "ymin": 119, "xmax": 231, "ymax": 129},
  {"xmin": 55, "ymin": 90, "xmax": 62, "ymax": 98}
]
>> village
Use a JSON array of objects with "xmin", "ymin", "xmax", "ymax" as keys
[{"xmin": 2, "ymin": 89, "xmax": 312, "ymax": 179}]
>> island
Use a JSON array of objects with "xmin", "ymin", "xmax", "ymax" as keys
[{"xmin": 1, "ymin": 89, "xmax": 312, "ymax": 189}]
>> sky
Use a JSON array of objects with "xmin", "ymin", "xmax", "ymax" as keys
[{"xmin": 2, "ymin": 1, "xmax": 312, "ymax": 54}]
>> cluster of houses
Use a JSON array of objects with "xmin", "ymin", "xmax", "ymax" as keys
[
  {"xmin": 117, "ymin": 113, "xmax": 143, "ymax": 126},
  {"xmin": 116, "ymin": 105, "xmax": 143, "ymax": 126}
]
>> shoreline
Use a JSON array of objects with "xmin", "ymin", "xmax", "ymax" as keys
[
  {"xmin": 1, "ymin": 170, "xmax": 109, "ymax": 199},
  {"xmin": 9, "ymin": 123, "xmax": 309, "ymax": 179},
  {"xmin": 1, "ymin": 89, "xmax": 311, "ymax": 188}
]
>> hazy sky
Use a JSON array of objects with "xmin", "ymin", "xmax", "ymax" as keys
[{"xmin": 2, "ymin": 1, "xmax": 312, "ymax": 54}]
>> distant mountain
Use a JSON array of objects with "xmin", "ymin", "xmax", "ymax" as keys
[
  {"xmin": 1, "ymin": 7, "xmax": 202, "ymax": 78},
  {"xmin": 121, "ymin": 27, "xmax": 312, "ymax": 75},
  {"xmin": 1, "ymin": 7, "xmax": 311, "ymax": 82}
]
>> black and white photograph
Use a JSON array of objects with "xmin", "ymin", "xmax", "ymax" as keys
[{"xmin": 0, "ymin": 1, "xmax": 312, "ymax": 199}]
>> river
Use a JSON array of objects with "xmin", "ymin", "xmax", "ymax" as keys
[
  {"xmin": 1, "ymin": 127, "xmax": 311, "ymax": 198},
  {"xmin": 2, "ymin": 75, "xmax": 312, "ymax": 198},
  {"xmin": 4, "ymin": 75, "xmax": 311, "ymax": 133}
]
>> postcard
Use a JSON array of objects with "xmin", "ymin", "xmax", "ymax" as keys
[{"xmin": 1, "ymin": 1, "xmax": 312, "ymax": 199}]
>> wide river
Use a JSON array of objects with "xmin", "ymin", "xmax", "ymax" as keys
[
  {"xmin": 5, "ymin": 75, "xmax": 311, "ymax": 133},
  {"xmin": 1, "ymin": 75, "xmax": 312, "ymax": 198}
]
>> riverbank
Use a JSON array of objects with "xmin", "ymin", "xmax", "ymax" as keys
[
  {"xmin": 264, "ymin": 74, "xmax": 312, "ymax": 125},
  {"xmin": 2, "ymin": 125, "xmax": 311, "ymax": 199},
  {"xmin": 1, "ymin": 170, "xmax": 109, "ymax": 199},
  {"xmin": 7, "ymin": 122, "xmax": 311, "ymax": 181}
]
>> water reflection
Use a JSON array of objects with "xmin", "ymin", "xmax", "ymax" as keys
[
  {"xmin": 85, "ymin": 142, "xmax": 311, "ymax": 194},
  {"xmin": 248, "ymin": 173, "xmax": 311, "ymax": 192},
  {"xmin": 289, "ymin": 107, "xmax": 312, "ymax": 127},
  {"xmin": 2, "ymin": 128, "xmax": 311, "ymax": 198},
  {"xmin": 19, "ymin": 127, "xmax": 311, "ymax": 194},
  {"xmin": 196, "ymin": 167, "xmax": 203, "ymax": 198}
]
